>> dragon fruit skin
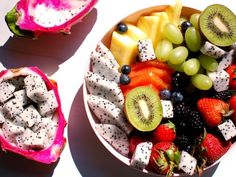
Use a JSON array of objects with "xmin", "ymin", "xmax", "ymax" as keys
[
  {"xmin": 6, "ymin": 0, "xmax": 98, "ymax": 37},
  {"xmin": 0, "ymin": 67, "xmax": 66, "ymax": 164}
]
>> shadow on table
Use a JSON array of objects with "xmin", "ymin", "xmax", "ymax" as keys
[
  {"xmin": 68, "ymin": 85, "xmax": 219, "ymax": 177},
  {"xmin": 0, "ymin": 150, "xmax": 58, "ymax": 177},
  {"xmin": 0, "ymin": 8, "xmax": 97, "ymax": 76}
]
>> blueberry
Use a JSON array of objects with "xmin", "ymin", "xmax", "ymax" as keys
[
  {"xmin": 181, "ymin": 21, "xmax": 193, "ymax": 33},
  {"xmin": 160, "ymin": 89, "xmax": 171, "ymax": 100},
  {"xmin": 171, "ymin": 92, "xmax": 184, "ymax": 102},
  {"xmin": 120, "ymin": 74, "xmax": 130, "ymax": 85},
  {"xmin": 117, "ymin": 22, "xmax": 128, "ymax": 33},
  {"xmin": 121, "ymin": 65, "xmax": 131, "ymax": 74}
]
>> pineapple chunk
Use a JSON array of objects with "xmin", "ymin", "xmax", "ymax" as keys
[
  {"xmin": 137, "ymin": 15, "xmax": 161, "ymax": 48},
  {"xmin": 165, "ymin": 0, "xmax": 182, "ymax": 26},
  {"xmin": 126, "ymin": 24, "xmax": 147, "ymax": 41},
  {"xmin": 110, "ymin": 31, "xmax": 137, "ymax": 67}
]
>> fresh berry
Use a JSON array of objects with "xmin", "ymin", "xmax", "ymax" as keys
[
  {"xmin": 197, "ymin": 98, "xmax": 229, "ymax": 127},
  {"xmin": 120, "ymin": 74, "xmax": 131, "ymax": 85},
  {"xmin": 229, "ymin": 95, "xmax": 236, "ymax": 124},
  {"xmin": 173, "ymin": 101, "xmax": 191, "ymax": 117},
  {"xmin": 226, "ymin": 64, "xmax": 236, "ymax": 89},
  {"xmin": 174, "ymin": 116, "xmax": 188, "ymax": 133},
  {"xmin": 129, "ymin": 135, "xmax": 144, "ymax": 156},
  {"xmin": 117, "ymin": 22, "xmax": 128, "ymax": 33},
  {"xmin": 187, "ymin": 110, "xmax": 204, "ymax": 136},
  {"xmin": 121, "ymin": 65, "xmax": 131, "ymax": 74},
  {"xmin": 171, "ymin": 91, "xmax": 184, "ymax": 102},
  {"xmin": 175, "ymin": 134, "xmax": 193, "ymax": 153},
  {"xmin": 148, "ymin": 142, "xmax": 180, "ymax": 175},
  {"xmin": 181, "ymin": 21, "xmax": 193, "ymax": 33},
  {"xmin": 152, "ymin": 122, "xmax": 176, "ymax": 143},
  {"xmin": 160, "ymin": 89, "xmax": 171, "ymax": 100},
  {"xmin": 172, "ymin": 72, "xmax": 190, "ymax": 92},
  {"xmin": 212, "ymin": 90, "xmax": 233, "ymax": 101},
  {"xmin": 200, "ymin": 133, "xmax": 232, "ymax": 164}
]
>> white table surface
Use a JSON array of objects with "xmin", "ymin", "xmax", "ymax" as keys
[{"xmin": 0, "ymin": 0, "xmax": 236, "ymax": 177}]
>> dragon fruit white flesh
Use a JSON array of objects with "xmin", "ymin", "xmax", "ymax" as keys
[
  {"xmin": 85, "ymin": 71, "xmax": 124, "ymax": 109},
  {"xmin": 207, "ymin": 70, "xmax": 230, "ymax": 92},
  {"xmin": 217, "ymin": 49, "xmax": 235, "ymax": 71},
  {"xmin": 161, "ymin": 100, "xmax": 174, "ymax": 119},
  {"xmin": 218, "ymin": 119, "xmax": 236, "ymax": 141},
  {"xmin": 200, "ymin": 41, "xmax": 227, "ymax": 59},
  {"xmin": 137, "ymin": 39, "xmax": 156, "ymax": 62},
  {"xmin": 130, "ymin": 142, "xmax": 153, "ymax": 170},
  {"xmin": 0, "ymin": 67, "xmax": 66, "ymax": 164},
  {"xmin": 5, "ymin": 0, "xmax": 98, "ymax": 37},
  {"xmin": 178, "ymin": 151, "xmax": 197, "ymax": 175},
  {"xmin": 87, "ymin": 95, "xmax": 133, "ymax": 134},
  {"xmin": 95, "ymin": 124, "xmax": 129, "ymax": 156}
]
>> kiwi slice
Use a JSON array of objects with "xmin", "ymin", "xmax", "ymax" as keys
[
  {"xmin": 199, "ymin": 4, "xmax": 236, "ymax": 47},
  {"xmin": 124, "ymin": 86, "xmax": 162, "ymax": 132}
]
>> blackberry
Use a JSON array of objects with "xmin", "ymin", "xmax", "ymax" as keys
[
  {"xmin": 172, "ymin": 72, "xmax": 190, "ymax": 92},
  {"xmin": 173, "ymin": 101, "xmax": 191, "ymax": 117},
  {"xmin": 212, "ymin": 90, "xmax": 233, "ymax": 101},
  {"xmin": 187, "ymin": 110, "xmax": 204, "ymax": 136},
  {"xmin": 175, "ymin": 134, "xmax": 193, "ymax": 153},
  {"xmin": 174, "ymin": 116, "xmax": 188, "ymax": 134}
]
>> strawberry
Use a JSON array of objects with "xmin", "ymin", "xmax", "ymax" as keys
[
  {"xmin": 152, "ymin": 122, "xmax": 176, "ymax": 143},
  {"xmin": 226, "ymin": 64, "xmax": 236, "ymax": 89},
  {"xmin": 197, "ymin": 98, "xmax": 229, "ymax": 127},
  {"xmin": 128, "ymin": 135, "xmax": 144, "ymax": 157},
  {"xmin": 229, "ymin": 95, "xmax": 236, "ymax": 124},
  {"xmin": 148, "ymin": 142, "xmax": 180, "ymax": 176},
  {"xmin": 200, "ymin": 133, "xmax": 232, "ymax": 164}
]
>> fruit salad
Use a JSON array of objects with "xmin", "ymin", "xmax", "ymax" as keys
[{"xmin": 85, "ymin": 1, "xmax": 236, "ymax": 176}]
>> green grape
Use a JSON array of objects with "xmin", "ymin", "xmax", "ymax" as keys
[
  {"xmin": 155, "ymin": 39, "xmax": 173, "ymax": 62},
  {"xmin": 191, "ymin": 74, "xmax": 213, "ymax": 90},
  {"xmin": 185, "ymin": 27, "xmax": 202, "ymax": 52},
  {"xmin": 198, "ymin": 54, "xmax": 218, "ymax": 72},
  {"xmin": 164, "ymin": 23, "xmax": 183, "ymax": 44},
  {"xmin": 168, "ymin": 46, "xmax": 188, "ymax": 65},
  {"xmin": 183, "ymin": 58, "xmax": 200, "ymax": 76},
  {"xmin": 197, "ymin": 66, "xmax": 205, "ymax": 74},
  {"xmin": 190, "ymin": 13, "xmax": 200, "ymax": 29},
  {"xmin": 168, "ymin": 61, "xmax": 185, "ymax": 72}
]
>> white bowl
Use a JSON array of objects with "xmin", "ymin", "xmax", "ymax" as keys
[{"xmin": 83, "ymin": 4, "xmax": 236, "ymax": 176}]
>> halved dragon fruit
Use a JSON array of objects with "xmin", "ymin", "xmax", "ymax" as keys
[
  {"xmin": 5, "ymin": 0, "xmax": 98, "ymax": 37},
  {"xmin": 0, "ymin": 67, "xmax": 66, "ymax": 164}
]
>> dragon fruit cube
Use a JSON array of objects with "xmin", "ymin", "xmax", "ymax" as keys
[
  {"xmin": 19, "ymin": 105, "xmax": 42, "ymax": 127},
  {"xmin": 38, "ymin": 90, "xmax": 58, "ymax": 116},
  {"xmin": 14, "ymin": 89, "xmax": 30, "ymax": 106},
  {"xmin": 218, "ymin": 119, "xmax": 236, "ymax": 141},
  {"xmin": 0, "ymin": 81, "xmax": 16, "ymax": 103},
  {"xmin": 178, "ymin": 151, "xmax": 197, "ymax": 175},
  {"xmin": 207, "ymin": 70, "xmax": 229, "ymax": 92},
  {"xmin": 161, "ymin": 100, "xmax": 174, "ymax": 118},
  {"xmin": 130, "ymin": 142, "xmax": 153, "ymax": 170},
  {"xmin": 2, "ymin": 120, "xmax": 25, "ymax": 138},
  {"xmin": 22, "ymin": 128, "xmax": 46, "ymax": 149},
  {"xmin": 24, "ymin": 74, "xmax": 48, "ymax": 103},
  {"xmin": 137, "ymin": 39, "xmax": 156, "ymax": 62},
  {"xmin": 3, "ymin": 98, "xmax": 24, "ymax": 118}
]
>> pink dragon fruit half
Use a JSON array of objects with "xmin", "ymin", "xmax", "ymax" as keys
[
  {"xmin": 0, "ymin": 67, "xmax": 67, "ymax": 164},
  {"xmin": 5, "ymin": 0, "xmax": 98, "ymax": 37}
]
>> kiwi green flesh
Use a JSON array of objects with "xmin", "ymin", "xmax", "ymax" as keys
[
  {"xmin": 199, "ymin": 4, "xmax": 236, "ymax": 47},
  {"xmin": 125, "ymin": 86, "xmax": 162, "ymax": 132}
]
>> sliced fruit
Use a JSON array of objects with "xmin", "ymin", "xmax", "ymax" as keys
[
  {"xmin": 199, "ymin": 4, "xmax": 236, "ymax": 47},
  {"xmin": 110, "ymin": 31, "xmax": 137, "ymax": 67},
  {"xmin": 165, "ymin": 0, "xmax": 182, "ymax": 26},
  {"xmin": 124, "ymin": 86, "xmax": 163, "ymax": 131},
  {"xmin": 125, "ymin": 24, "xmax": 147, "ymax": 41}
]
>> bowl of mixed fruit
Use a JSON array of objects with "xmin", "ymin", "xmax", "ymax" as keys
[{"xmin": 84, "ymin": 1, "xmax": 236, "ymax": 176}]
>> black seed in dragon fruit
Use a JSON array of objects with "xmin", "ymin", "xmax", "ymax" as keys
[
  {"xmin": 130, "ymin": 142, "xmax": 153, "ymax": 170},
  {"xmin": 24, "ymin": 74, "xmax": 48, "ymax": 103},
  {"xmin": 200, "ymin": 41, "xmax": 226, "ymax": 59},
  {"xmin": 38, "ymin": 90, "xmax": 58, "ymax": 116},
  {"xmin": 207, "ymin": 70, "xmax": 229, "ymax": 92},
  {"xmin": 137, "ymin": 39, "xmax": 156, "ymax": 62},
  {"xmin": 95, "ymin": 124, "xmax": 129, "ymax": 156},
  {"xmin": 3, "ymin": 98, "xmax": 24, "ymax": 118},
  {"xmin": 0, "ymin": 81, "xmax": 16, "ymax": 103},
  {"xmin": 87, "ymin": 95, "xmax": 133, "ymax": 135},
  {"xmin": 91, "ymin": 50, "xmax": 121, "ymax": 83},
  {"xmin": 161, "ymin": 100, "xmax": 174, "ymax": 118},
  {"xmin": 178, "ymin": 151, "xmax": 197, "ymax": 175},
  {"xmin": 218, "ymin": 119, "xmax": 236, "ymax": 141},
  {"xmin": 85, "ymin": 71, "xmax": 124, "ymax": 109},
  {"xmin": 19, "ymin": 105, "xmax": 42, "ymax": 127}
]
